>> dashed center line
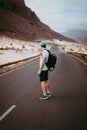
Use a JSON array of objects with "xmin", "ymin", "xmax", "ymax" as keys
[{"xmin": 0, "ymin": 105, "xmax": 16, "ymax": 121}]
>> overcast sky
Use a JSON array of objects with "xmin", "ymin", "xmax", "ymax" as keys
[{"xmin": 25, "ymin": 0, "xmax": 87, "ymax": 33}]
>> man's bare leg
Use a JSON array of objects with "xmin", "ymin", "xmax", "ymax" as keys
[
  {"xmin": 46, "ymin": 80, "xmax": 51, "ymax": 94},
  {"xmin": 41, "ymin": 81, "xmax": 47, "ymax": 95}
]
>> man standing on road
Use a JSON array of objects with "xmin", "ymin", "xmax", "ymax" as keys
[{"xmin": 38, "ymin": 41, "xmax": 52, "ymax": 100}]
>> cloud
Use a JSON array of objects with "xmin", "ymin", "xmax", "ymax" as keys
[{"xmin": 25, "ymin": 0, "xmax": 87, "ymax": 32}]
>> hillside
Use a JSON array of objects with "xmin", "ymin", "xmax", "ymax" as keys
[
  {"xmin": 0, "ymin": 0, "xmax": 75, "ymax": 42},
  {"xmin": 62, "ymin": 29, "xmax": 87, "ymax": 45}
]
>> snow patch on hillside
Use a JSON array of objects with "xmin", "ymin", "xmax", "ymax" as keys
[
  {"xmin": 0, "ymin": 36, "xmax": 40, "ymax": 65},
  {"xmin": 53, "ymin": 39, "xmax": 87, "ymax": 56},
  {"xmin": 0, "ymin": 36, "xmax": 87, "ymax": 66}
]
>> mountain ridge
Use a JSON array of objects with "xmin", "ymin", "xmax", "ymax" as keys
[{"xmin": 62, "ymin": 29, "xmax": 87, "ymax": 45}]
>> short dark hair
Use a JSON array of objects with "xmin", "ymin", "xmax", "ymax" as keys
[{"xmin": 41, "ymin": 44, "xmax": 46, "ymax": 48}]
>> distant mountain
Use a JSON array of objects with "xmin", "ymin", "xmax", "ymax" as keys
[
  {"xmin": 0, "ymin": 0, "xmax": 75, "ymax": 42},
  {"xmin": 62, "ymin": 29, "xmax": 87, "ymax": 45}
]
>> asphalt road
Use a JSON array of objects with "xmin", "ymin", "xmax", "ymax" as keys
[{"xmin": 0, "ymin": 46, "xmax": 87, "ymax": 130}]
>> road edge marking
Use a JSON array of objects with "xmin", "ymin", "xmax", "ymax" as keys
[
  {"xmin": 68, "ymin": 54, "xmax": 87, "ymax": 66},
  {"xmin": 0, "ymin": 105, "xmax": 16, "ymax": 121}
]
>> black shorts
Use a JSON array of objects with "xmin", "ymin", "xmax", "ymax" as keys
[{"xmin": 39, "ymin": 70, "xmax": 48, "ymax": 82}]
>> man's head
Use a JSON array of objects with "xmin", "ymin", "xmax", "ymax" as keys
[{"xmin": 40, "ymin": 41, "xmax": 46, "ymax": 48}]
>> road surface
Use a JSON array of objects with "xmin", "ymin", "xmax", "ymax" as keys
[{"xmin": 0, "ymin": 46, "xmax": 87, "ymax": 130}]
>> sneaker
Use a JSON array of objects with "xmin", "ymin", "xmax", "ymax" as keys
[
  {"xmin": 39, "ymin": 95, "xmax": 48, "ymax": 100},
  {"xmin": 47, "ymin": 93, "xmax": 52, "ymax": 97}
]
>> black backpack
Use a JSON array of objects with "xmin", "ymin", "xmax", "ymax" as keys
[{"xmin": 46, "ymin": 50, "xmax": 57, "ymax": 71}]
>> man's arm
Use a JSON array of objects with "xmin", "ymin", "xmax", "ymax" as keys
[{"xmin": 38, "ymin": 57, "xmax": 46, "ymax": 75}]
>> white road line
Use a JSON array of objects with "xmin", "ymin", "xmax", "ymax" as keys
[
  {"xmin": 70, "ymin": 55, "xmax": 87, "ymax": 66},
  {"xmin": 0, "ymin": 57, "xmax": 39, "ymax": 77},
  {"xmin": 0, "ymin": 105, "xmax": 16, "ymax": 121}
]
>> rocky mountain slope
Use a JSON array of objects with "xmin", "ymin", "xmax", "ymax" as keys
[{"xmin": 0, "ymin": 0, "xmax": 75, "ymax": 42}]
